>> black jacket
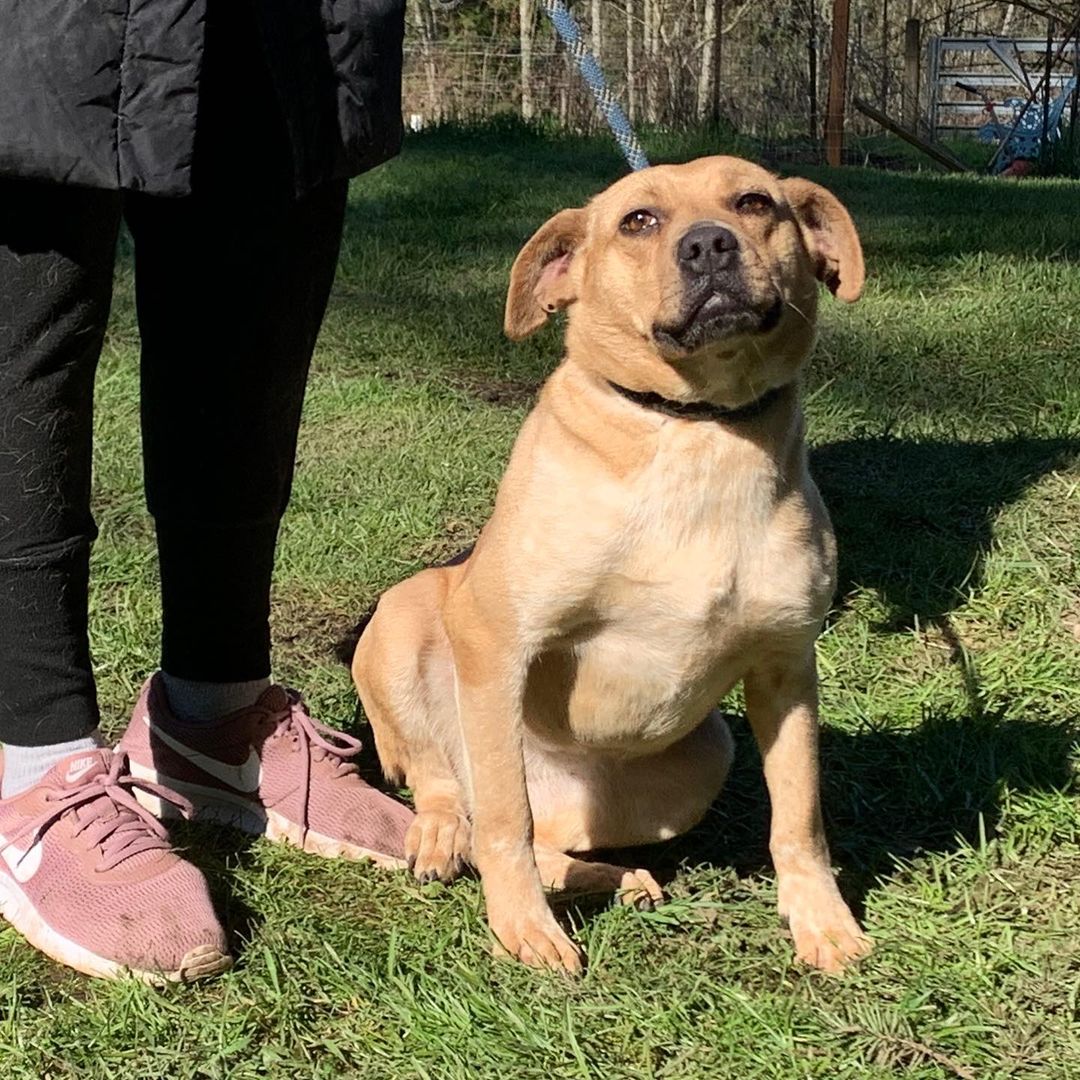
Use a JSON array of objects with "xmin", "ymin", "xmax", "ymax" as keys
[{"xmin": 0, "ymin": 0, "xmax": 406, "ymax": 196}]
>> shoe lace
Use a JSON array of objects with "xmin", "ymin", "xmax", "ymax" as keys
[
  {"xmin": 268, "ymin": 693, "xmax": 364, "ymax": 843},
  {"xmin": 6, "ymin": 752, "xmax": 193, "ymax": 873}
]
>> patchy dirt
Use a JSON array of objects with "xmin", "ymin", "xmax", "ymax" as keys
[
  {"xmin": 271, "ymin": 592, "xmax": 366, "ymax": 674},
  {"xmin": 1063, "ymin": 594, "xmax": 1080, "ymax": 644},
  {"xmin": 446, "ymin": 373, "xmax": 539, "ymax": 407},
  {"xmin": 411, "ymin": 517, "xmax": 478, "ymax": 568}
]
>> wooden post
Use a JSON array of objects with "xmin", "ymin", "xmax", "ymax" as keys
[
  {"xmin": 825, "ymin": 0, "xmax": 851, "ymax": 166},
  {"xmin": 903, "ymin": 17, "xmax": 920, "ymax": 129}
]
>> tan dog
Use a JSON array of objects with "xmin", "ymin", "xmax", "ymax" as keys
[{"xmin": 351, "ymin": 156, "xmax": 870, "ymax": 974}]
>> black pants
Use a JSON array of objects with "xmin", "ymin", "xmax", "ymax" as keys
[{"xmin": 0, "ymin": 12, "xmax": 347, "ymax": 747}]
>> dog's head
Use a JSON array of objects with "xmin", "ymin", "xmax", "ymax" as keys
[{"xmin": 504, "ymin": 156, "xmax": 863, "ymax": 405}]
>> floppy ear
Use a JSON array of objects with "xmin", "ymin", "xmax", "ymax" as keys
[
  {"xmin": 504, "ymin": 208, "xmax": 587, "ymax": 340},
  {"xmin": 781, "ymin": 178, "xmax": 865, "ymax": 302}
]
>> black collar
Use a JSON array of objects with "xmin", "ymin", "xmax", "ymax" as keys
[{"xmin": 607, "ymin": 381, "xmax": 790, "ymax": 424}]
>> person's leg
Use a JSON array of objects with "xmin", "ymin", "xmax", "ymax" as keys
[
  {"xmin": 126, "ymin": 0, "xmax": 343, "ymax": 721},
  {"xmin": 132, "ymin": 150, "xmax": 342, "ymax": 718},
  {"xmin": 118, "ymin": 0, "xmax": 412, "ymax": 861},
  {"xmin": 0, "ymin": 183, "xmax": 230, "ymax": 981},
  {"xmin": 0, "ymin": 181, "xmax": 117, "ymax": 796}
]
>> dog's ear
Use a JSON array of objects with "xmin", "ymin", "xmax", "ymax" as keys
[
  {"xmin": 781, "ymin": 178, "xmax": 864, "ymax": 302},
  {"xmin": 504, "ymin": 208, "xmax": 587, "ymax": 340}
]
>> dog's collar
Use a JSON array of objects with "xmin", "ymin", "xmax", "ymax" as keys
[{"xmin": 607, "ymin": 380, "xmax": 790, "ymax": 424}]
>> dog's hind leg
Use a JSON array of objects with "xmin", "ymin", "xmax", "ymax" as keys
[
  {"xmin": 351, "ymin": 645, "xmax": 412, "ymax": 788},
  {"xmin": 531, "ymin": 843, "xmax": 664, "ymax": 909},
  {"xmin": 523, "ymin": 711, "xmax": 733, "ymax": 907},
  {"xmin": 351, "ymin": 570, "xmax": 472, "ymax": 883}
]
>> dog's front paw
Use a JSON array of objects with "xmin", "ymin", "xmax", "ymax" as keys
[
  {"xmin": 780, "ymin": 877, "xmax": 871, "ymax": 973},
  {"xmin": 406, "ymin": 810, "xmax": 471, "ymax": 883},
  {"xmin": 488, "ymin": 908, "xmax": 584, "ymax": 974}
]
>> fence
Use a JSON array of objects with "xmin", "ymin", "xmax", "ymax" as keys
[{"xmin": 403, "ymin": 1, "xmax": 1080, "ymax": 166}]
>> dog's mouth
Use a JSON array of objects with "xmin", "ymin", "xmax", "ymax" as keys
[{"xmin": 652, "ymin": 289, "xmax": 783, "ymax": 354}]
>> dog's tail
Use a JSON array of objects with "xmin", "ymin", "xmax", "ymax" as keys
[{"xmin": 333, "ymin": 601, "xmax": 379, "ymax": 667}]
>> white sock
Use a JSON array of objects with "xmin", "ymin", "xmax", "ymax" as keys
[
  {"xmin": 159, "ymin": 673, "xmax": 272, "ymax": 725},
  {"xmin": 1, "ymin": 733, "xmax": 105, "ymax": 799}
]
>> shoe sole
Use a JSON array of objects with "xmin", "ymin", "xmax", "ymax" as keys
[
  {"xmin": 0, "ymin": 872, "xmax": 232, "ymax": 985},
  {"xmin": 128, "ymin": 765, "xmax": 408, "ymax": 871}
]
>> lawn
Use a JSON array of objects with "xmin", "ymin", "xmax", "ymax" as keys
[{"xmin": 3, "ymin": 125, "xmax": 1079, "ymax": 1079}]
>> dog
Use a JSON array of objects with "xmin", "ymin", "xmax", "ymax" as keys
[{"xmin": 349, "ymin": 155, "xmax": 870, "ymax": 974}]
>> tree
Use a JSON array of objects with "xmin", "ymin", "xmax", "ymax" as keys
[{"xmin": 520, "ymin": 0, "xmax": 536, "ymax": 120}]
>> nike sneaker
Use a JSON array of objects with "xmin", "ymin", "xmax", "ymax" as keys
[
  {"xmin": 0, "ymin": 747, "xmax": 230, "ymax": 982},
  {"xmin": 118, "ymin": 675, "xmax": 412, "ymax": 868}
]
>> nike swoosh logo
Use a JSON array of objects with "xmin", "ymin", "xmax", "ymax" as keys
[
  {"xmin": 0, "ymin": 832, "xmax": 43, "ymax": 883},
  {"xmin": 143, "ymin": 714, "xmax": 262, "ymax": 793}
]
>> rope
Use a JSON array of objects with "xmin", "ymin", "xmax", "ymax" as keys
[
  {"xmin": 539, "ymin": 1, "xmax": 650, "ymax": 171},
  {"xmin": 427, "ymin": 0, "xmax": 650, "ymax": 172}
]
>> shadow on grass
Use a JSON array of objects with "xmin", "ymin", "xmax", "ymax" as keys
[
  {"xmin": 812, "ymin": 434, "xmax": 1080, "ymax": 627},
  {"xmin": 647, "ymin": 707, "xmax": 1078, "ymax": 918}
]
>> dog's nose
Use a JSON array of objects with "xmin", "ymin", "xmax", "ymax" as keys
[{"xmin": 677, "ymin": 223, "xmax": 739, "ymax": 276}]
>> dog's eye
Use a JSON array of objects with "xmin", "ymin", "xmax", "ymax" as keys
[
  {"xmin": 735, "ymin": 191, "xmax": 775, "ymax": 214},
  {"xmin": 620, "ymin": 209, "xmax": 659, "ymax": 235}
]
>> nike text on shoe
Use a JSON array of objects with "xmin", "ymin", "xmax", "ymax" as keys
[
  {"xmin": 119, "ymin": 676, "xmax": 413, "ymax": 869},
  {"xmin": 0, "ymin": 749, "xmax": 231, "ymax": 983}
]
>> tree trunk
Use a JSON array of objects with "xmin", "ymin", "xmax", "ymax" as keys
[
  {"xmin": 558, "ymin": 33, "xmax": 570, "ymax": 127},
  {"xmin": 712, "ymin": 0, "xmax": 723, "ymax": 122},
  {"xmin": 880, "ymin": 0, "xmax": 889, "ymax": 110},
  {"xmin": 808, "ymin": 0, "xmax": 818, "ymax": 141},
  {"xmin": 520, "ymin": 0, "xmax": 536, "ymax": 121},
  {"xmin": 411, "ymin": 0, "xmax": 439, "ymax": 122},
  {"xmin": 696, "ymin": 0, "xmax": 716, "ymax": 118},
  {"xmin": 644, "ymin": 0, "xmax": 660, "ymax": 122},
  {"xmin": 903, "ymin": 16, "xmax": 920, "ymax": 130},
  {"xmin": 625, "ymin": 0, "xmax": 638, "ymax": 122},
  {"xmin": 592, "ymin": 0, "xmax": 604, "ymax": 63}
]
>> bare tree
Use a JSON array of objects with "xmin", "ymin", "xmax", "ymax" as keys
[
  {"xmin": 520, "ymin": 0, "xmax": 536, "ymax": 120},
  {"xmin": 400, "ymin": 0, "xmax": 1067, "ymax": 145},
  {"xmin": 411, "ymin": 0, "xmax": 440, "ymax": 121},
  {"xmin": 695, "ymin": 0, "xmax": 727, "ymax": 119},
  {"xmin": 644, "ymin": 0, "xmax": 660, "ymax": 122}
]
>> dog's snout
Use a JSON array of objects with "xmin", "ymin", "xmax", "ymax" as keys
[{"xmin": 677, "ymin": 223, "xmax": 739, "ymax": 276}]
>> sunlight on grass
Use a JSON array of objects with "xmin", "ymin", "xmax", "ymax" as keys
[{"xmin": 4, "ymin": 126, "xmax": 1077, "ymax": 1079}]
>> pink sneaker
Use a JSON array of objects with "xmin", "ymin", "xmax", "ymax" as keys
[
  {"xmin": 119, "ymin": 676, "xmax": 412, "ymax": 868},
  {"xmin": 0, "ymin": 748, "xmax": 231, "ymax": 983}
]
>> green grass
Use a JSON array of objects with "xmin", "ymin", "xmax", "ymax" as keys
[{"xmin": 3, "ymin": 124, "xmax": 1079, "ymax": 1079}]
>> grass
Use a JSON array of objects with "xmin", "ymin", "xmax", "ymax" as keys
[{"xmin": 3, "ymin": 123, "xmax": 1079, "ymax": 1079}]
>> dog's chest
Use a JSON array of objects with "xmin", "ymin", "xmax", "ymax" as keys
[{"xmin": 556, "ymin": 433, "xmax": 832, "ymax": 749}]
